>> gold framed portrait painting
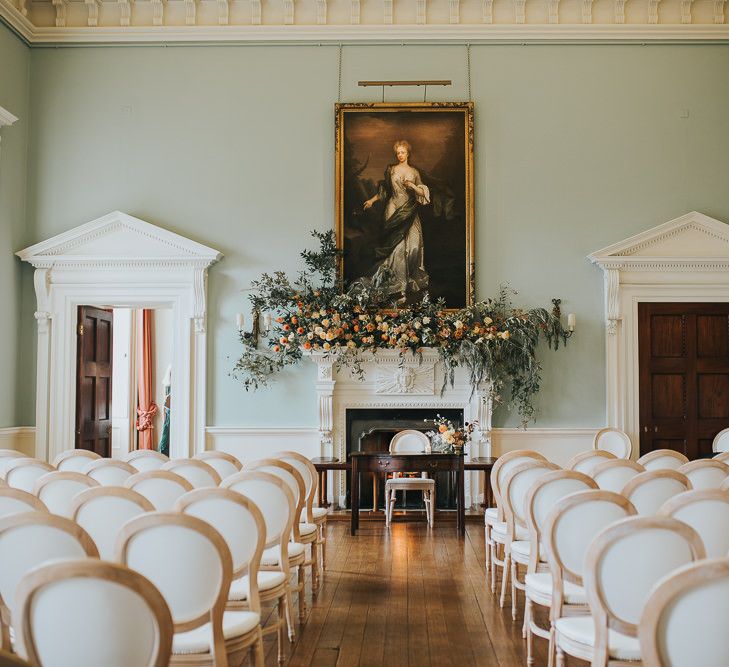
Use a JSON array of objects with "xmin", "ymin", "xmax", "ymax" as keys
[{"xmin": 335, "ymin": 102, "xmax": 474, "ymax": 310}]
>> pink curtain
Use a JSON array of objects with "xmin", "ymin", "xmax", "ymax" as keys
[{"xmin": 136, "ymin": 309, "xmax": 158, "ymax": 450}]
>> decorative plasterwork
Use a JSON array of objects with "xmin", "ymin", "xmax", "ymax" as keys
[
  {"xmin": 16, "ymin": 211, "xmax": 222, "ymax": 463},
  {"xmin": 2, "ymin": 0, "xmax": 729, "ymax": 43},
  {"xmin": 587, "ymin": 210, "xmax": 729, "ymax": 455}
]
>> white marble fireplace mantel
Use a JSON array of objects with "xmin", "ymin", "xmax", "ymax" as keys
[{"xmin": 307, "ymin": 348, "xmax": 493, "ymax": 508}]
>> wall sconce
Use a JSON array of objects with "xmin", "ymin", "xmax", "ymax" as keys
[
  {"xmin": 552, "ymin": 298, "xmax": 576, "ymax": 339},
  {"xmin": 236, "ymin": 309, "xmax": 273, "ymax": 348}
]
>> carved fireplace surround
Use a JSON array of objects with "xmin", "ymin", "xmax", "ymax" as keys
[{"xmin": 309, "ymin": 348, "xmax": 492, "ymax": 508}]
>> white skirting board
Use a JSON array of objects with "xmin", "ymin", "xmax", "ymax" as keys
[{"xmin": 0, "ymin": 427, "xmax": 36, "ymax": 456}]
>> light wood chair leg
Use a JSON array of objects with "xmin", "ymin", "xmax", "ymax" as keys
[
  {"xmin": 285, "ymin": 585, "xmax": 296, "ymax": 642},
  {"xmin": 429, "ymin": 488, "xmax": 435, "ymax": 527},
  {"xmin": 253, "ymin": 630, "xmax": 265, "ymax": 667},
  {"xmin": 297, "ymin": 563, "xmax": 307, "ymax": 623},
  {"xmin": 525, "ymin": 598, "xmax": 534, "ymax": 665},
  {"xmin": 276, "ymin": 596, "xmax": 287, "ymax": 663},
  {"xmin": 385, "ymin": 487, "xmax": 391, "ymax": 526},
  {"xmin": 310, "ymin": 540, "xmax": 320, "ymax": 595},
  {"xmin": 490, "ymin": 541, "xmax": 497, "ymax": 593},
  {"xmin": 500, "ymin": 552, "xmax": 510, "ymax": 609},
  {"xmin": 556, "ymin": 646, "xmax": 565, "ymax": 667},
  {"xmin": 484, "ymin": 524, "xmax": 491, "ymax": 577},
  {"xmin": 511, "ymin": 559, "xmax": 518, "ymax": 621},
  {"xmin": 547, "ymin": 624, "xmax": 555, "ymax": 667},
  {"xmin": 319, "ymin": 522, "xmax": 327, "ymax": 570}
]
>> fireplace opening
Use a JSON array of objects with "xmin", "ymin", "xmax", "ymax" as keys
[{"xmin": 345, "ymin": 407, "xmax": 464, "ymax": 511}]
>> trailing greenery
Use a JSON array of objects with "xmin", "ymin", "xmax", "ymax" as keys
[{"xmin": 232, "ymin": 230, "xmax": 572, "ymax": 426}]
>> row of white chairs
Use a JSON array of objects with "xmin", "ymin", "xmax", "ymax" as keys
[
  {"xmin": 594, "ymin": 426, "xmax": 729, "ymax": 459},
  {"xmin": 484, "ymin": 448, "xmax": 729, "ymax": 666},
  {"xmin": 0, "ymin": 448, "xmax": 330, "ymax": 667}
]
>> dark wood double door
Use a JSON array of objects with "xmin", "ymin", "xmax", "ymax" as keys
[{"xmin": 639, "ymin": 303, "xmax": 729, "ymax": 459}]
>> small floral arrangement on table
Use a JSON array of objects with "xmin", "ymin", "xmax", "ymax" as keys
[{"xmin": 425, "ymin": 415, "xmax": 478, "ymax": 455}]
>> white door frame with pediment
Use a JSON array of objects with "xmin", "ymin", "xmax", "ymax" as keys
[
  {"xmin": 588, "ymin": 211, "xmax": 729, "ymax": 454},
  {"xmin": 17, "ymin": 211, "xmax": 222, "ymax": 462}
]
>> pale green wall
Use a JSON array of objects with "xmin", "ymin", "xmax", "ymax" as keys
[
  {"xmin": 19, "ymin": 43, "xmax": 729, "ymax": 428},
  {"xmin": 0, "ymin": 23, "xmax": 29, "ymax": 427}
]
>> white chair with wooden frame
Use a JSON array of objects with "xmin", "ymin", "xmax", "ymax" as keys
[
  {"xmin": 193, "ymin": 451, "xmax": 243, "ymax": 482},
  {"xmin": 522, "ymin": 470, "xmax": 597, "ymax": 666},
  {"xmin": 221, "ymin": 471, "xmax": 297, "ymax": 645},
  {"xmin": 593, "ymin": 427, "xmax": 633, "ymax": 459},
  {"xmin": 590, "ymin": 459, "xmax": 645, "ymax": 493},
  {"xmin": 556, "ymin": 516, "xmax": 705, "ymax": 667},
  {"xmin": 14, "ymin": 559, "xmax": 173, "ymax": 667},
  {"xmin": 714, "ymin": 451, "xmax": 729, "ymax": 463},
  {"xmin": 637, "ymin": 448, "xmax": 689, "ymax": 471},
  {"xmin": 116, "ymin": 512, "xmax": 264, "ymax": 667},
  {"xmin": 383, "ymin": 430, "xmax": 435, "ymax": 528},
  {"xmin": 659, "ymin": 489, "xmax": 729, "ymax": 558},
  {"xmin": 487, "ymin": 450, "xmax": 548, "ymax": 595},
  {"xmin": 3, "ymin": 459, "xmax": 55, "ymax": 493},
  {"xmin": 712, "ymin": 427, "xmax": 729, "ymax": 453},
  {"xmin": 175, "ymin": 489, "xmax": 286, "ymax": 663},
  {"xmin": 84, "ymin": 458, "xmax": 137, "ymax": 486},
  {"xmin": 621, "ymin": 469, "xmax": 692, "ymax": 515},
  {"xmin": 71, "ymin": 486, "xmax": 155, "ymax": 560},
  {"xmin": 123, "ymin": 449, "xmax": 169, "ymax": 472},
  {"xmin": 52, "ymin": 449, "xmax": 101, "ymax": 473},
  {"xmin": 273, "ymin": 451, "xmax": 328, "ymax": 579},
  {"xmin": 639, "ymin": 557, "xmax": 729, "ymax": 667},
  {"xmin": 32, "ymin": 471, "xmax": 99, "ymax": 518},
  {"xmin": 499, "ymin": 460, "xmax": 560, "ymax": 618},
  {"xmin": 0, "ymin": 488, "xmax": 47, "ymax": 519},
  {"xmin": 543, "ymin": 490, "xmax": 637, "ymax": 667},
  {"xmin": 162, "ymin": 459, "xmax": 222, "ymax": 489},
  {"xmin": 565, "ymin": 450, "xmax": 616, "ymax": 476},
  {"xmin": 678, "ymin": 459, "xmax": 729, "ymax": 490},
  {"xmin": 246, "ymin": 459, "xmax": 311, "ymax": 624},
  {"xmin": 124, "ymin": 470, "xmax": 194, "ymax": 511},
  {"xmin": 0, "ymin": 513, "xmax": 98, "ymax": 651},
  {"xmin": 0, "ymin": 451, "xmax": 24, "ymax": 480}
]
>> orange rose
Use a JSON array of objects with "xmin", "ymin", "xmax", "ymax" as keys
[
  {"xmin": 303, "ymin": 342, "xmax": 312, "ymax": 350},
  {"xmin": 291, "ymin": 316, "xmax": 298, "ymax": 324},
  {"xmin": 297, "ymin": 327, "xmax": 305, "ymax": 335},
  {"xmin": 273, "ymin": 345, "xmax": 281, "ymax": 352},
  {"xmin": 439, "ymin": 425, "xmax": 448, "ymax": 433},
  {"xmin": 276, "ymin": 317, "xmax": 284, "ymax": 324},
  {"xmin": 282, "ymin": 324, "xmax": 290, "ymax": 331}
]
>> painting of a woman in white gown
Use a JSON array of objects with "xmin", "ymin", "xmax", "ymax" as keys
[{"xmin": 336, "ymin": 103, "xmax": 474, "ymax": 309}]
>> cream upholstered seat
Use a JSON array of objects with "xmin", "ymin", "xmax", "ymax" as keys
[
  {"xmin": 116, "ymin": 512, "xmax": 264, "ymax": 667},
  {"xmin": 639, "ymin": 558, "xmax": 729, "ymax": 667},
  {"xmin": 124, "ymin": 470, "xmax": 193, "ymax": 511},
  {"xmin": 556, "ymin": 515, "xmax": 705, "ymax": 667},
  {"xmin": 71, "ymin": 486, "xmax": 154, "ymax": 560},
  {"xmin": 590, "ymin": 458, "xmax": 644, "ymax": 492},
  {"xmin": 593, "ymin": 427, "xmax": 632, "ymax": 459},
  {"xmin": 52, "ymin": 449, "xmax": 101, "ymax": 473},
  {"xmin": 0, "ymin": 488, "xmax": 47, "ymax": 519},
  {"xmin": 193, "ymin": 451, "xmax": 243, "ymax": 482},
  {"xmin": 83, "ymin": 459, "xmax": 137, "ymax": 486},
  {"xmin": 565, "ymin": 450, "xmax": 616, "ymax": 476},
  {"xmin": 32, "ymin": 471, "xmax": 99, "ymax": 518},
  {"xmin": 621, "ymin": 469, "xmax": 691, "ymax": 515},
  {"xmin": 3, "ymin": 459, "xmax": 54, "ymax": 493},
  {"xmin": 659, "ymin": 489, "xmax": 729, "ymax": 558},
  {"xmin": 0, "ymin": 513, "xmax": 98, "ymax": 651},
  {"xmin": 499, "ymin": 459, "xmax": 559, "ymax": 617},
  {"xmin": 221, "ymin": 471, "xmax": 298, "ymax": 649},
  {"xmin": 637, "ymin": 448, "xmax": 689, "ymax": 471},
  {"xmin": 678, "ymin": 459, "xmax": 729, "ymax": 490},
  {"xmin": 13, "ymin": 559, "xmax": 173, "ymax": 667},
  {"xmin": 712, "ymin": 427, "xmax": 729, "ymax": 453},
  {"xmin": 522, "ymin": 470, "xmax": 597, "ymax": 665},
  {"xmin": 161, "ymin": 459, "xmax": 222, "ymax": 489},
  {"xmin": 123, "ymin": 449, "xmax": 169, "ymax": 472},
  {"xmin": 486, "ymin": 449, "xmax": 548, "ymax": 594},
  {"xmin": 384, "ymin": 430, "xmax": 435, "ymax": 527}
]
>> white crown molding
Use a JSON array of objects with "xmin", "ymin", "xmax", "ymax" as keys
[{"xmin": 2, "ymin": 0, "xmax": 729, "ymax": 45}]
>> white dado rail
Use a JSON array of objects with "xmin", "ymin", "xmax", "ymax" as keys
[{"xmin": 308, "ymin": 348, "xmax": 493, "ymax": 508}]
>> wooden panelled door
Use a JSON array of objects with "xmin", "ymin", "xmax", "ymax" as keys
[
  {"xmin": 75, "ymin": 306, "xmax": 113, "ymax": 456},
  {"xmin": 639, "ymin": 303, "xmax": 729, "ymax": 458}
]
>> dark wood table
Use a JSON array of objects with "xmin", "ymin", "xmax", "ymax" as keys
[
  {"xmin": 465, "ymin": 457, "xmax": 497, "ymax": 508},
  {"xmin": 350, "ymin": 452, "xmax": 466, "ymax": 537}
]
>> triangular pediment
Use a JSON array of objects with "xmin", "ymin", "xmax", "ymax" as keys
[
  {"xmin": 588, "ymin": 212, "xmax": 729, "ymax": 265},
  {"xmin": 16, "ymin": 211, "xmax": 222, "ymax": 266}
]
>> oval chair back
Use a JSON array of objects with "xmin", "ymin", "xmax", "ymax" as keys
[
  {"xmin": 621, "ymin": 470, "xmax": 691, "ymax": 515},
  {"xmin": 52, "ymin": 450, "xmax": 101, "ymax": 473},
  {"xmin": 33, "ymin": 472, "xmax": 99, "ymax": 518},
  {"xmin": 123, "ymin": 450, "xmax": 169, "ymax": 472},
  {"xmin": 14, "ymin": 559, "xmax": 173, "ymax": 667},
  {"xmin": 565, "ymin": 450, "xmax": 616, "ymax": 476},
  {"xmin": 84, "ymin": 459, "xmax": 137, "ymax": 486},
  {"xmin": 712, "ymin": 427, "xmax": 729, "ymax": 453},
  {"xmin": 502, "ymin": 461, "xmax": 560, "ymax": 543},
  {"xmin": 637, "ymin": 448, "xmax": 689, "ymax": 471},
  {"xmin": 71, "ymin": 487, "xmax": 154, "ymax": 560},
  {"xmin": 246, "ymin": 459, "xmax": 305, "ymax": 542},
  {"xmin": 593, "ymin": 427, "xmax": 632, "ymax": 459},
  {"xmin": 490, "ymin": 450, "xmax": 548, "ymax": 521},
  {"xmin": 0, "ymin": 488, "xmax": 47, "ymax": 520},
  {"xmin": 272, "ymin": 452, "xmax": 318, "ymax": 523},
  {"xmin": 161, "ymin": 459, "xmax": 222, "ymax": 489},
  {"xmin": 124, "ymin": 471, "xmax": 193, "ymax": 511},
  {"xmin": 193, "ymin": 452, "xmax": 242, "ymax": 483},
  {"xmin": 659, "ymin": 489, "xmax": 729, "ymax": 558},
  {"xmin": 678, "ymin": 460, "xmax": 729, "ymax": 490},
  {"xmin": 4, "ymin": 459, "xmax": 55, "ymax": 493},
  {"xmin": 591, "ymin": 459, "xmax": 644, "ymax": 493},
  {"xmin": 0, "ymin": 451, "xmax": 26, "ymax": 479}
]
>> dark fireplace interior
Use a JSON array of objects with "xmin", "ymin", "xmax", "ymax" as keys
[{"xmin": 345, "ymin": 407, "xmax": 464, "ymax": 511}]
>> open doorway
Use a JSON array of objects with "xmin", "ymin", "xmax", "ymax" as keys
[{"xmin": 75, "ymin": 306, "xmax": 173, "ymax": 458}]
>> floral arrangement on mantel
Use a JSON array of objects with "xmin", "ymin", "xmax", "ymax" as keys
[
  {"xmin": 425, "ymin": 416, "xmax": 478, "ymax": 454},
  {"xmin": 233, "ymin": 230, "xmax": 572, "ymax": 426}
]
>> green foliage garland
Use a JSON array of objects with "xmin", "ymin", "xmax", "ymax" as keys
[{"xmin": 232, "ymin": 231, "xmax": 572, "ymax": 426}]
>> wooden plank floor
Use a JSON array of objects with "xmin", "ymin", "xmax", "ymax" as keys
[{"xmin": 260, "ymin": 521, "xmax": 583, "ymax": 667}]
